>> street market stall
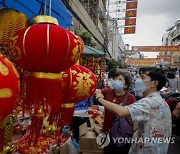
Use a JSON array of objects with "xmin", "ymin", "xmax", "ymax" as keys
[
  {"xmin": 0, "ymin": 1, "xmax": 98, "ymax": 153},
  {"xmin": 82, "ymin": 45, "xmax": 106, "ymax": 88}
]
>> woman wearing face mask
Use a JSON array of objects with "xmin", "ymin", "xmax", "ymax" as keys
[
  {"xmin": 100, "ymin": 71, "xmax": 137, "ymax": 153},
  {"xmin": 96, "ymin": 67, "xmax": 172, "ymax": 154}
]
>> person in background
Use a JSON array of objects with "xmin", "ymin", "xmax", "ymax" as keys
[
  {"xmin": 166, "ymin": 71, "xmax": 178, "ymax": 94},
  {"xmin": 99, "ymin": 70, "xmax": 137, "ymax": 153},
  {"xmin": 106, "ymin": 68, "xmax": 117, "ymax": 88},
  {"xmin": 96, "ymin": 67, "xmax": 172, "ymax": 154},
  {"xmin": 70, "ymin": 96, "xmax": 93, "ymax": 140}
]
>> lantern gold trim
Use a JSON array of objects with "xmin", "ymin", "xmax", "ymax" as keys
[
  {"xmin": 27, "ymin": 15, "xmax": 59, "ymax": 26},
  {"xmin": 30, "ymin": 72, "xmax": 62, "ymax": 79},
  {"xmin": 62, "ymin": 103, "xmax": 75, "ymax": 108}
]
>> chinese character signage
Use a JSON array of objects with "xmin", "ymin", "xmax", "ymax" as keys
[
  {"xmin": 126, "ymin": 1, "xmax": 138, "ymax": 9},
  {"xmin": 125, "ymin": 18, "xmax": 136, "ymax": 26},
  {"xmin": 132, "ymin": 46, "xmax": 180, "ymax": 52},
  {"xmin": 124, "ymin": 26, "xmax": 136, "ymax": 34},
  {"xmin": 126, "ymin": 58, "xmax": 170, "ymax": 67},
  {"xmin": 124, "ymin": 0, "xmax": 138, "ymax": 34}
]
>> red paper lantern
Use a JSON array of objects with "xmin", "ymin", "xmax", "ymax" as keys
[
  {"xmin": 61, "ymin": 65, "xmax": 97, "ymax": 103},
  {"xmin": 0, "ymin": 54, "xmax": 20, "ymax": 122},
  {"xmin": 8, "ymin": 16, "xmax": 83, "ymax": 73}
]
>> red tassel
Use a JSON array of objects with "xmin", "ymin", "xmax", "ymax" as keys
[
  {"xmin": 26, "ymin": 72, "xmax": 62, "ymax": 115},
  {"xmin": 0, "ymin": 128, "xmax": 4, "ymax": 151},
  {"xmin": 57, "ymin": 103, "xmax": 75, "ymax": 133},
  {"xmin": 25, "ymin": 72, "xmax": 62, "ymax": 147},
  {"xmin": 29, "ymin": 109, "xmax": 43, "ymax": 146}
]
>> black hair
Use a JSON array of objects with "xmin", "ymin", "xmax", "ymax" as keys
[
  {"xmin": 167, "ymin": 71, "xmax": 175, "ymax": 79},
  {"xmin": 114, "ymin": 71, "xmax": 131, "ymax": 90},
  {"xmin": 141, "ymin": 67, "xmax": 167, "ymax": 91},
  {"xmin": 108, "ymin": 68, "xmax": 117, "ymax": 79},
  {"xmin": 139, "ymin": 67, "xmax": 156, "ymax": 75}
]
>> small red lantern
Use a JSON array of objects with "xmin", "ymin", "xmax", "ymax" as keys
[
  {"xmin": 0, "ymin": 54, "xmax": 20, "ymax": 122},
  {"xmin": 61, "ymin": 64, "xmax": 97, "ymax": 103},
  {"xmin": 8, "ymin": 16, "xmax": 83, "ymax": 73}
]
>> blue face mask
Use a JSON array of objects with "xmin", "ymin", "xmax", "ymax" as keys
[
  {"xmin": 135, "ymin": 78, "xmax": 147, "ymax": 93},
  {"xmin": 110, "ymin": 80, "xmax": 124, "ymax": 91}
]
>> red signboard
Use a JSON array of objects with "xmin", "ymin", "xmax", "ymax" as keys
[
  {"xmin": 132, "ymin": 46, "xmax": 180, "ymax": 52},
  {"xmin": 125, "ymin": 18, "xmax": 136, "ymax": 26},
  {"xmin": 126, "ymin": 58, "xmax": 170, "ymax": 66},
  {"xmin": 125, "ymin": 10, "xmax": 137, "ymax": 17},
  {"xmin": 126, "ymin": 1, "xmax": 138, "ymax": 9},
  {"xmin": 124, "ymin": 26, "xmax": 136, "ymax": 34},
  {"xmin": 157, "ymin": 55, "xmax": 171, "ymax": 61}
]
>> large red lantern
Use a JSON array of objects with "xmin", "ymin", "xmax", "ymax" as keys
[
  {"xmin": 8, "ymin": 16, "xmax": 83, "ymax": 73},
  {"xmin": 61, "ymin": 64, "xmax": 97, "ymax": 103},
  {"xmin": 0, "ymin": 54, "xmax": 19, "ymax": 150},
  {"xmin": 0, "ymin": 54, "xmax": 20, "ymax": 122}
]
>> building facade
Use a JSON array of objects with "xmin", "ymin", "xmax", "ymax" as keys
[
  {"xmin": 162, "ymin": 18, "xmax": 180, "ymax": 69},
  {"xmin": 62, "ymin": 0, "xmax": 125, "ymax": 60}
]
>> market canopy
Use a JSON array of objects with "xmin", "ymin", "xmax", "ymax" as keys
[
  {"xmin": 0, "ymin": 0, "xmax": 72, "ymax": 28},
  {"xmin": 83, "ymin": 45, "xmax": 105, "ymax": 57}
]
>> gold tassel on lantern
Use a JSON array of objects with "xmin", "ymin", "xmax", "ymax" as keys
[{"xmin": 29, "ymin": 108, "xmax": 43, "ymax": 147}]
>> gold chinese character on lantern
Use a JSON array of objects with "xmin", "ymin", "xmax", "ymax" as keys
[{"xmin": 73, "ymin": 71, "xmax": 95, "ymax": 98}]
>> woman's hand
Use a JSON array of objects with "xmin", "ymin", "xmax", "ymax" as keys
[{"xmin": 95, "ymin": 89, "xmax": 104, "ymax": 100}]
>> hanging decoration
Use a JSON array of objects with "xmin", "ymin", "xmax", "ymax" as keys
[
  {"xmin": 7, "ymin": 14, "xmax": 84, "ymax": 149},
  {"xmin": 0, "ymin": 54, "xmax": 20, "ymax": 122},
  {"xmin": 0, "ymin": 54, "xmax": 20, "ymax": 151},
  {"xmin": 9, "ymin": 15, "xmax": 82, "ymax": 73},
  {"xmin": 61, "ymin": 64, "xmax": 97, "ymax": 103},
  {"xmin": 0, "ymin": 8, "xmax": 27, "ymax": 54}
]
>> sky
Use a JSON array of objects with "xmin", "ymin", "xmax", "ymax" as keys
[{"xmin": 121, "ymin": 0, "xmax": 180, "ymax": 58}]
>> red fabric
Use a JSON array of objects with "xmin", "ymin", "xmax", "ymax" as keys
[
  {"xmin": 125, "ymin": 10, "xmax": 137, "ymax": 17},
  {"xmin": 101, "ymin": 88, "xmax": 137, "ymax": 132},
  {"xmin": 126, "ymin": 1, "xmax": 138, "ymax": 9},
  {"xmin": 9, "ymin": 24, "xmax": 83, "ymax": 73},
  {"xmin": 61, "ymin": 65, "xmax": 97, "ymax": 103},
  {"xmin": 0, "ymin": 55, "xmax": 20, "ymax": 122},
  {"xmin": 15, "ymin": 130, "xmax": 54, "ymax": 154},
  {"xmin": 0, "ymin": 128, "xmax": 4, "ymax": 151},
  {"xmin": 124, "ymin": 26, "xmax": 136, "ymax": 34},
  {"xmin": 26, "ymin": 75, "xmax": 62, "ymax": 114}
]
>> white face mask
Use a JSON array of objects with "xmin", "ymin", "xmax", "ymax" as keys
[
  {"xmin": 135, "ymin": 78, "xmax": 147, "ymax": 93},
  {"xmin": 110, "ymin": 80, "xmax": 124, "ymax": 91}
]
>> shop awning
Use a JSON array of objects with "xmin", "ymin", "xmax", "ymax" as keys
[
  {"xmin": 0, "ymin": 0, "xmax": 72, "ymax": 28},
  {"xmin": 83, "ymin": 45, "xmax": 105, "ymax": 57}
]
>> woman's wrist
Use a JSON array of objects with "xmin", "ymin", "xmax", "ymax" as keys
[{"xmin": 97, "ymin": 97, "xmax": 103, "ymax": 101}]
